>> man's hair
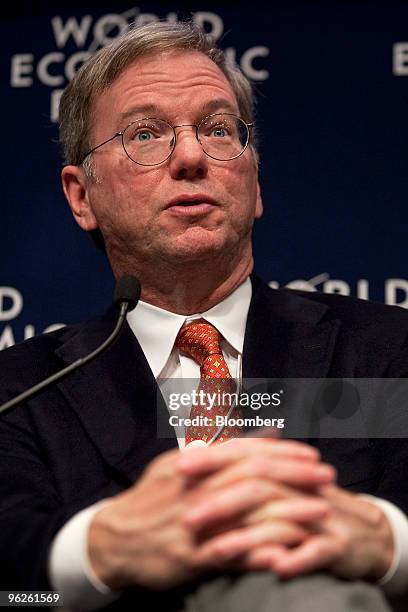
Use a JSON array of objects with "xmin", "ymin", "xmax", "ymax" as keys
[{"xmin": 58, "ymin": 20, "xmax": 257, "ymax": 170}]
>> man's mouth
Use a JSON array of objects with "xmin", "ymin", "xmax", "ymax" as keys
[{"xmin": 164, "ymin": 195, "xmax": 217, "ymax": 215}]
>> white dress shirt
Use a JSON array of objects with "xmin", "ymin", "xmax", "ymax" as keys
[{"xmin": 48, "ymin": 278, "xmax": 408, "ymax": 608}]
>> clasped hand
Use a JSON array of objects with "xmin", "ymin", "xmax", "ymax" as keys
[{"xmin": 88, "ymin": 438, "xmax": 394, "ymax": 591}]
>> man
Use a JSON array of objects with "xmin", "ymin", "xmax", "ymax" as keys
[{"xmin": 0, "ymin": 20, "xmax": 407, "ymax": 612}]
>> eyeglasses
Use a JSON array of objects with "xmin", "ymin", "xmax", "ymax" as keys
[{"xmin": 80, "ymin": 113, "xmax": 253, "ymax": 167}]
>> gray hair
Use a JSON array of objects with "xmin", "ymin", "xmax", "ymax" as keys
[{"xmin": 58, "ymin": 20, "xmax": 257, "ymax": 171}]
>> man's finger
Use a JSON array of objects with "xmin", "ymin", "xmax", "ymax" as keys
[
  {"xmin": 192, "ymin": 455, "xmax": 335, "ymax": 494},
  {"xmin": 194, "ymin": 520, "xmax": 309, "ymax": 564},
  {"xmin": 270, "ymin": 535, "xmax": 340, "ymax": 577},
  {"xmin": 184, "ymin": 479, "xmax": 277, "ymax": 528},
  {"xmin": 239, "ymin": 543, "xmax": 287, "ymax": 570},
  {"xmin": 178, "ymin": 438, "xmax": 321, "ymax": 478},
  {"xmin": 244, "ymin": 496, "xmax": 330, "ymax": 525}
]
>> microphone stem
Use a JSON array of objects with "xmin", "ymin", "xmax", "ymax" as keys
[{"xmin": 0, "ymin": 302, "xmax": 129, "ymax": 416}]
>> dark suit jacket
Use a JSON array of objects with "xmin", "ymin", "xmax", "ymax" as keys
[{"xmin": 0, "ymin": 276, "xmax": 407, "ymax": 594}]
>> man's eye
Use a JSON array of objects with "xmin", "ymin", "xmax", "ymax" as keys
[
  {"xmin": 210, "ymin": 127, "xmax": 227, "ymax": 137},
  {"xmin": 136, "ymin": 130, "xmax": 154, "ymax": 141}
]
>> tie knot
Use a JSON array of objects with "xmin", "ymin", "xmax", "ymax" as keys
[{"xmin": 175, "ymin": 322, "xmax": 223, "ymax": 367}]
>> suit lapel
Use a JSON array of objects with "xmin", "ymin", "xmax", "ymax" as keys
[
  {"xmin": 55, "ymin": 307, "xmax": 176, "ymax": 483},
  {"xmin": 244, "ymin": 276, "xmax": 341, "ymax": 379},
  {"xmin": 242, "ymin": 277, "xmax": 342, "ymax": 440}
]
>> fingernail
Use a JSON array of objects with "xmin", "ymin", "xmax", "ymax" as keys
[{"xmin": 316, "ymin": 465, "xmax": 335, "ymax": 480}]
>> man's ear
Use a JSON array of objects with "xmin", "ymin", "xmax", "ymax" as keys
[
  {"xmin": 255, "ymin": 180, "xmax": 263, "ymax": 219},
  {"xmin": 61, "ymin": 165, "xmax": 98, "ymax": 231}
]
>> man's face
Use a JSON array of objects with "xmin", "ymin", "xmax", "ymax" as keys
[{"xmin": 67, "ymin": 49, "xmax": 262, "ymax": 272}]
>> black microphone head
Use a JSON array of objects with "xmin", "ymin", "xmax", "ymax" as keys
[{"xmin": 113, "ymin": 275, "xmax": 141, "ymax": 312}]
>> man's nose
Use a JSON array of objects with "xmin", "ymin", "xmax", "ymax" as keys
[{"xmin": 168, "ymin": 125, "xmax": 208, "ymax": 180}]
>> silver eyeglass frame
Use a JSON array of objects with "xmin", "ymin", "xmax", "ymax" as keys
[{"xmin": 79, "ymin": 113, "xmax": 254, "ymax": 167}]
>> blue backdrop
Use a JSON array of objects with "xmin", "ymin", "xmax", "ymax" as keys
[{"xmin": 2, "ymin": 2, "xmax": 407, "ymax": 350}]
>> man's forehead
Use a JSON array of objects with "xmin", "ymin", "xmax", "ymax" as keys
[
  {"xmin": 101, "ymin": 50, "xmax": 234, "ymax": 103},
  {"xmin": 92, "ymin": 49, "xmax": 239, "ymax": 132}
]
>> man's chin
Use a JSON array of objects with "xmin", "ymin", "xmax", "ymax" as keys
[{"xmin": 162, "ymin": 230, "xmax": 231, "ymax": 262}]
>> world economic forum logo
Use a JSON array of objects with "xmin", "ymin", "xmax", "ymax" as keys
[
  {"xmin": 9, "ymin": 7, "xmax": 271, "ymax": 124},
  {"xmin": 269, "ymin": 273, "xmax": 408, "ymax": 309}
]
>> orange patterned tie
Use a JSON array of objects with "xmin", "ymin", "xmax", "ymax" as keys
[{"xmin": 175, "ymin": 321, "xmax": 242, "ymax": 445}]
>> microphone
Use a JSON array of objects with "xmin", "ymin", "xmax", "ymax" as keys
[{"xmin": 0, "ymin": 275, "xmax": 141, "ymax": 416}]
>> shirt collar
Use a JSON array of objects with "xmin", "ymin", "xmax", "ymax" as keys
[{"xmin": 127, "ymin": 278, "xmax": 252, "ymax": 377}]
